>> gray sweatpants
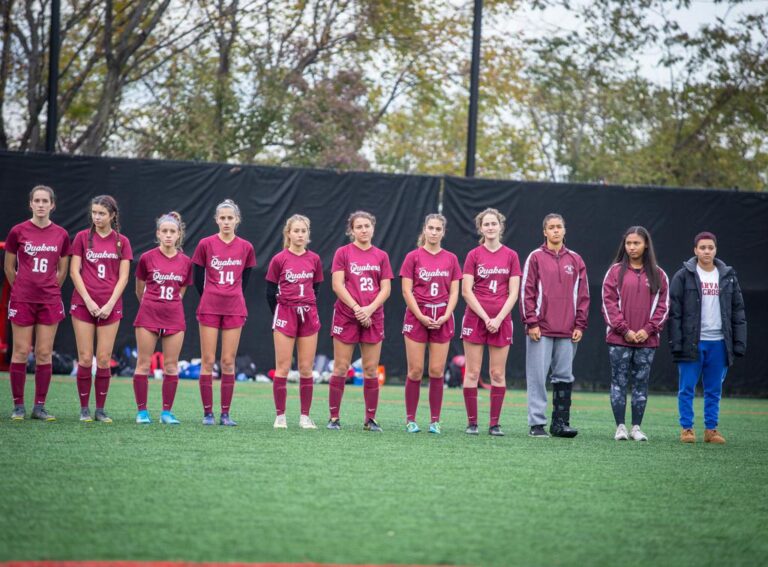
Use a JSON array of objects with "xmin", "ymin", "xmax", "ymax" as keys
[{"xmin": 526, "ymin": 336, "xmax": 577, "ymax": 426}]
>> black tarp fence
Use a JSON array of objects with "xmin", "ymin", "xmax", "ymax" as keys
[
  {"xmin": 1, "ymin": 151, "xmax": 766, "ymax": 395},
  {"xmin": 443, "ymin": 176, "xmax": 768, "ymax": 396}
]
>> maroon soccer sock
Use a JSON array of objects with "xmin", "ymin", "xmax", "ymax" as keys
[
  {"xmin": 463, "ymin": 386, "xmax": 478, "ymax": 424},
  {"xmin": 328, "ymin": 375, "xmax": 346, "ymax": 419},
  {"xmin": 299, "ymin": 377, "xmax": 313, "ymax": 416},
  {"xmin": 34, "ymin": 363, "xmax": 52, "ymax": 406},
  {"xmin": 133, "ymin": 373, "xmax": 149, "ymax": 411},
  {"xmin": 489, "ymin": 385, "xmax": 506, "ymax": 427},
  {"xmin": 429, "ymin": 376, "xmax": 444, "ymax": 423},
  {"xmin": 199, "ymin": 374, "xmax": 213, "ymax": 414},
  {"xmin": 405, "ymin": 378, "xmax": 421, "ymax": 422},
  {"xmin": 162, "ymin": 374, "xmax": 179, "ymax": 411},
  {"xmin": 76, "ymin": 365, "xmax": 92, "ymax": 408},
  {"xmin": 10, "ymin": 362, "xmax": 26, "ymax": 406},
  {"xmin": 220, "ymin": 373, "xmax": 235, "ymax": 414},
  {"xmin": 273, "ymin": 376, "xmax": 288, "ymax": 416},
  {"xmin": 95, "ymin": 367, "xmax": 111, "ymax": 410},
  {"xmin": 363, "ymin": 378, "xmax": 380, "ymax": 421}
]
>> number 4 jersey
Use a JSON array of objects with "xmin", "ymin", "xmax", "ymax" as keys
[
  {"xmin": 192, "ymin": 235, "xmax": 256, "ymax": 316},
  {"xmin": 332, "ymin": 243, "xmax": 394, "ymax": 317},
  {"xmin": 71, "ymin": 229, "xmax": 133, "ymax": 307},
  {"xmin": 463, "ymin": 244, "xmax": 522, "ymax": 312},
  {"xmin": 134, "ymin": 247, "xmax": 194, "ymax": 331},
  {"xmin": 5, "ymin": 220, "xmax": 71, "ymax": 304}
]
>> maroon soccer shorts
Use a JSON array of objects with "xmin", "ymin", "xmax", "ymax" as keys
[
  {"xmin": 197, "ymin": 312, "xmax": 247, "ymax": 330},
  {"xmin": 273, "ymin": 304, "xmax": 321, "ymax": 338},
  {"xmin": 460, "ymin": 308, "xmax": 513, "ymax": 347},
  {"xmin": 402, "ymin": 303, "xmax": 455, "ymax": 344},
  {"xmin": 330, "ymin": 307, "xmax": 384, "ymax": 344},
  {"xmin": 70, "ymin": 302, "xmax": 123, "ymax": 326},
  {"xmin": 9, "ymin": 300, "xmax": 65, "ymax": 326}
]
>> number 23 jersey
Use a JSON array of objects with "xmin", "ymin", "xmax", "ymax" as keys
[{"xmin": 332, "ymin": 243, "xmax": 394, "ymax": 317}]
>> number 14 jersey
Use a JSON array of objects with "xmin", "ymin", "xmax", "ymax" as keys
[{"xmin": 192, "ymin": 235, "xmax": 256, "ymax": 316}]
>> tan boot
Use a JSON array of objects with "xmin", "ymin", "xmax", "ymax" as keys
[
  {"xmin": 680, "ymin": 428, "xmax": 696, "ymax": 443},
  {"xmin": 704, "ymin": 429, "xmax": 726, "ymax": 444}
]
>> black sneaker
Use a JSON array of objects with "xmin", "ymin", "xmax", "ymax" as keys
[
  {"xmin": 327, "ymin": 418, "xmax": 342, "ymax": 430},
  {"xmin": 529, "ymin": 425, "xmax": 549, "ymax": 438},
  {"xmin": 364, "ymin": 418, "xmax": 383, "ymax": 432},
  {"xmin": 488, "ymin": 425, "xmax": 505, "ymax": 437},
  {"xmin": 465, "ymin": 423, "xmax": 479, "ymax": 435}
]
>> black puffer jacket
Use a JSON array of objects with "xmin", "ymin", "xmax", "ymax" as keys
[{"xmin": 668, "ymin": 257, "xmax": 747, "ymax": 366}]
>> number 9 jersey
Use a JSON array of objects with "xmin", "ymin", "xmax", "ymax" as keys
[
  {"xmin": 192, "ymin": 235, "xmax": 256, "ymax": 317},
  {"xmin": 71, "ymin": 229, "xmax": 133, "ymax": 308}
]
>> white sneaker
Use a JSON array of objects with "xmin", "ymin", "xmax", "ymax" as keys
[
  {"xmin": 299, "ymin": 414, "xmax": 317, "ymax": 429},
  {"xmin": 630, "ymin": 425, "xmax": 648, "ymax": 441},
  {"xmin": 614, "ymin": 424, "xmax": 629, "ymax": 441},
  {"xmin": 273, "ymin": 414, "xmax": 287, "ymax": 429}
]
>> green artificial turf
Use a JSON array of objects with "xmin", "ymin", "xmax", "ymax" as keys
[{"xmin": 1, "ymin": 375, "xmax": 766, "ymax": 566}]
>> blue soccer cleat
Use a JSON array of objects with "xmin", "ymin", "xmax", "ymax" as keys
[
  {"xmin": 160, "ymin": 410, "xmax": 180, "ymax": 425},
  {"xmin": 135, "ymin": 410, "xmax": 152, "ymax": 424},
  {"xmin": 202, "ymin": 413, "xmax": 215, "ymax": 426},
  {"xmin": 219, "ymin": 413, "xmax": 237, "ymax": 426}
]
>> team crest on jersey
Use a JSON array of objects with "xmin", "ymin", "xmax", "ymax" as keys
[
  {"xmin": 476, "ymin": 264, "xmax": 509, "ymax": 279},
  {"xmin": 564, "ymin": 264, "xmax": 574, "ymax": 275},
  {"xmin": 210, "ymin": 256, "xmax": 242, "ymax": 270},
  {"xmin": 152, "ymin": 270, "xmax": 184, "ymax": 284},
  {"xmin": 349, "ymin": 262, "xmax": 381, "ymax": 276},
  {"xmin": 23, "ymin": 242, "xmax": 57, "ymax": 256},
  {"xmin": 418, "ymin": 268, "xmax": 449, "ymax": 282},
  {"xmin": 86, "ymin": 249, "xmax": 118, "ymax": 262},
  {"xmin": 285, "ymin": 269, "xmax": 314, "ymax": 283}
]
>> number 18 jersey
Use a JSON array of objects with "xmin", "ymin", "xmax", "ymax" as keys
[{"xmin": 134, "ymin": 248, "xmax": 193, "ymax": 331}]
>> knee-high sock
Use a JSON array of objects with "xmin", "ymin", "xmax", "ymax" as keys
[
  {"xmin": 463, "ymin": 387, "xmax": 478, "ymax": 424},
  {"xmin": 95, "ymin": 367, "xmax": 111, "ymax": 410},
  {"xmin": 328, "ymin": 375, "xmax": 346, "ymax": 419},
  {"xmin": 34, "ymin": 363, "xmax": 52, "ymax": 406},
  {"xmin": 405, "ymin": 378, "xmax": 421, "ymax": 422},
  {"xmin": 199, "ymin": 374, "xmax": 213, "ymax": 414},
  {"xmin": 363, "ymin": 378, "xmax": 380, "ymax": 420},
  {"xmin": 133, "ymin": 374, "xmax": 149, "ymax": 411},
  {"xmin": 220, "ymin": 373, "xmax": 235, "ymax": 413},
  {"xmin": 10, "ymin": 362, "xmax": 26, "ymax": 406},
  {"xmin": 489, "ymin": 385, "xmax": 506, "ymax": 427},
  {"xmin": 77, "ymin": 365, "xmax": 93, "ymax": 408},
  {"xmin": 429, "ymin": 377, "xmax": 444, "ymax": 423},
  {"xmin": 299, "ymin": 377, "xmax": 313, "ymax": 416},
  {"xmin": 162, "ymin": 374, "xmax": 179, "ymax": 411},
  {"xmin": 273, "ymin": 376, "xmax": 287, "ymax": 415}
]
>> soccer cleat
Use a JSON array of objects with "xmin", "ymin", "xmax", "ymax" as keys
[
  {"xmin": 429, "ymin": 421, "xmax": 441, "ymax": 434},
  {"xmin": 326, "ymin": 418, "xmax": 342, "ymax": 430},
  {"xmin": 630, "ymin": 425, "xmax": 648, "ymax": 441},
  {"xmin": 273, "ymin": 414, "xmax": 288, "ymax": 429},
  {"xmin": 680, "ymin": 428, "xmax": 695, "ymax": 443},
  {"xmin": 406, "ymin": 421, "xmax": 421, "ymax": 433},
  {"xmin": 94, "ymin": 409, "xmax": 113, "ymax": 423},
  {"xmin": 160, "ymin": 410, "xmax": 180, "ymax": 425},
  {"xmin": 704, "ymin": 429, "xmax": 726, "ymax": 444},
  {"xmin": 299, "ymin": 415, "xmax": 317, "ymax": 429},
  {"xmin": 364, "ymin": 418, "xmax": 383, "ymax": 432},
  {"xmin": 465, "ymin": 423, "xmax": 479, "ymax": 435},
  {"xmin": 80, "ymin": 408, "xmax": 93, "ymax": 422},
  {"xmin": 529, "ymin": 425, "xmax": 549, "ymax": 438},
  {"xmin": 11, "ymin": 405, "xmax": 26, "ymax": 421},
  {"xmin": 202, "ymin": 413, "xmax": 215, "ymax": 426},
  {"xmin": 488, "ymin": 425, "xmax": 505, "ymax": 437},
  {"xmin": 614, "ymin": 424, "xmax": 629, "ymax": 441},
  {"xmin": 31, "ymin": 406, "xmax": 56, "ymax": 422},
  {"xmin": 136, "ymin": 410, "xmax": 152, "ymax": 424},
  {"xmin": 219, "ymin": 413, "xmax": 237, "ymax": 426}
]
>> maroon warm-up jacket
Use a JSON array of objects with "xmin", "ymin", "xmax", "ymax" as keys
[
  {"xmin": 521, "ymin": 244, "xmax": 590, "ymax": 337},
  {"xmin": 601, "ymin": 262, "xmax": 670, "ymax": 348}
]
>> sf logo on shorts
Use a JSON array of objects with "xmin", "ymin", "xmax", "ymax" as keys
[
  {"xmin": 402, "ymin": 324, "xmax": 414, "ymax": 333},
  {"xmin": 8, "ymin": 308, "xmax": 17, "ymax": 318},
  {"xmin": 462, "ymin": 327, "xmax": 473, "ymax": 337},
  {"xmin": 274, "ymin": 318, "xmax": 288, "ymax": 328},
  {"xmin": 332, "ymin": 325, "xmax": 344, "ymax": 335}
]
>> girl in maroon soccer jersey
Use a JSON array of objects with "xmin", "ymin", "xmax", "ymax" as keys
[
  {"xmin": 461, "ymin": 208, "xmax": 522, "ymax": 436},
  {"xmin": 132, "ymin": 212, "xmax": 193, "ymax": 425},
  {"xmin": 70, "ymin": 195, "xmax": 132, "ymax": 423},
  {"xmin": 266, "ymin": 214, "xmax": 323, "ymax": 430},
  {"xmin": 327, "ymin": 211, "xmax": 393, "ymax": 432},
  {"xmin": 400, "ymin": 214, "xmax": 461, "ymax": 435},
  {"xmin": 4, "ymin": 186, "xmax": 71, "ymax": 421},
  {"xmin": 192, "ymin": 199, "xmax": 256, "ymax": 426}
]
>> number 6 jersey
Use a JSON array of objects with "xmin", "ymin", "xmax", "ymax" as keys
[
  {"xmin": 332, "ymin": 242, "xmax": 394, "ymax": 317},
  {"xmin": 192, "ymin": 235, "xmax": 256, "ymax": 316},
  {"xmin": 5, "ymin": 220, "xmax": 71, "ymax": 304}
]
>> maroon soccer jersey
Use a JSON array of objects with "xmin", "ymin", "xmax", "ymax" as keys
[
  {"xmin": 5, "ymin": 220, "xmax": 71, "ymax": 304},
  {"xmin": 331, "ymin": 243, "xmax": 394, "ymax": 316},
  {"xmin": 134, "ymin": 248, "xmax": 193, "ymax": 330},
  {"xmin": 266, "ymin": 249, "xmax": 324, "ymax": 306},
  {"xmin": 400, "ymin": 247, "xmax": 461, "ymax": 304},
  {"xmin": 71, "ymin": 229, "xmax": 133, "ymax": 306},
  {"xmin": 463, "ymin": 245, "xmax": 522, "ymax": 307},
  {"xmin": 191, "ymin": 235, "xmax": 256, "ymax": 316}
]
